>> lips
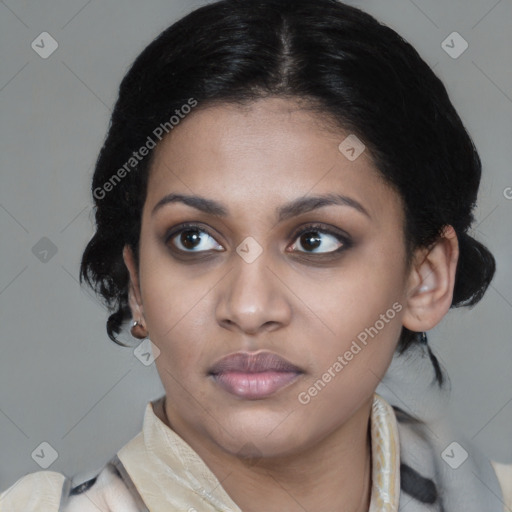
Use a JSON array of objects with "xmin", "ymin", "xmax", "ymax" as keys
[
  {"xmin": 209, "ymin": 351, "xmax": 302, "ymax": 374},
  {"xmin": 208, "ymin": 351, "xmax": 303, "ymax": 399}
]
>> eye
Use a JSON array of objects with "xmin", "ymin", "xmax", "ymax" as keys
[
  {"xmin": 165, "ymin": 223, "xmax": 224, "ymax": 253},
  {"xmin": 288, "ymin": 224, "xmax": 349, "ymax": 254}
]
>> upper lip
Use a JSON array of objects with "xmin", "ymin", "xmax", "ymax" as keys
[{"xmin": 208, "ymin": 351, "xmax": 303, "ymax": 375}]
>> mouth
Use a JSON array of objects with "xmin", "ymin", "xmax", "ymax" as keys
[{"xmin": 208, "ymin": 351, "xmax": 304, "ymax": 400}]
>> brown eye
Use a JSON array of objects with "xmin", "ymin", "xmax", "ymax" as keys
[
  {"xmin": 299, "ymin": 231, "xmax": 322, "ymax": 251},
  {"xmin": 289, "ymin": 225, "xmax": 349, "ymax": 254},
  {"xmin": 179, "ymin": 229, "xmax": 202, "ymax": 250},
  {"xmin": 166, "ymin": 225, "xmax": 223, "ymax": 253}
]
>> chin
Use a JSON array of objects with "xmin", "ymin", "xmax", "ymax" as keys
[{"xmin": 207, "ymin": 409, "xmax": 313, "ymax": 459}]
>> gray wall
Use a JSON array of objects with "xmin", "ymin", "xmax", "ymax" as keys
[{"xmin": 1, "ymin": 0, "xmax": 511, "ymax": 490}]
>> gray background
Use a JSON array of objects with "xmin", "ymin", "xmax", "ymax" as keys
[{"xmin": 0, "ymin": 0, "xmax": 511, "ymax": 492}]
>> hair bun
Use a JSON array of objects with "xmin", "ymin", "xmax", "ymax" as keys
[{"xmin": 452, "ymin": 231, "xmax": 496, "ymax": 307}]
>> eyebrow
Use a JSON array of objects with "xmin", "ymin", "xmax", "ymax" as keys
[{"xmin": 151, "ymin": 192, "xmax": 371, "ymax": 221}]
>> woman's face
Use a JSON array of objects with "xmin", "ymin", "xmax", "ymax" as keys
[{"xmin": 126, "ymin": 97, "xmax": 413, "ymax": 459}]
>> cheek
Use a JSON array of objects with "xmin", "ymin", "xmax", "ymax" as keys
[
  {"xmin": 295, "ymin": 289, "xmax": 403, "ymax": 431},
  {"xmin": 301, "ymin": 240, "xmax": 406, "ymax": 374},
  {"xmin": 137, "ymin": 242, "xmax": 214, "ymax": 364},
  {"xmin": 323, "ymin": 273, "xmax": 404, "ymax": 344}
]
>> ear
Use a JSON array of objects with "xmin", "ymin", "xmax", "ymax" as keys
[
  {"xmin": 123, "ymin": 245, "xmax": 145, "ymax": 323},
  {"xmin": 402, "ymin": 225, "xmax": 459, "ymax": 332}
]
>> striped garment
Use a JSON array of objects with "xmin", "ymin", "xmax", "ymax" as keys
[{"xmin": 1, "ymin": 393, "xmax": 510, "ymax": 511}]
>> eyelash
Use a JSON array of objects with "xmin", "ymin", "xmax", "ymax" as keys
[{"xmin": 164, "ymin": 222, "xmax": 352, "ymax": 258}]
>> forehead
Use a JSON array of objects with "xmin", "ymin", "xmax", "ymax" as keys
[{"xmin": 144, "ymin": 97, "xmax": 403, "ymax": 224}]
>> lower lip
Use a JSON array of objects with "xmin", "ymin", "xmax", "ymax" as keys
[{"xmin": 212, "ymin": 371, "xmax": 301, "ymax": 399}]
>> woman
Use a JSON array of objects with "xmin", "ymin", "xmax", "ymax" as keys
[{"xmin": 1, "ymin": 0, "xmax": 510, "ymax": 510}]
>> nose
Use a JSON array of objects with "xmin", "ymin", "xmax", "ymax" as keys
[{"xmin": 215, "ymin": 249, "xmax": 292, "ymax": 335}]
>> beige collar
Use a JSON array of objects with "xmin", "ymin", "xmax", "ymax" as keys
[{"xmin": 117, "ymin": 393, "xmax": 400, "ymax": 511}]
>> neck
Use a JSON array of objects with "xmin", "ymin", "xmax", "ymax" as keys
[{"xmin": 159, "ymin": 395, "xmax": 374, "ymax": 512}]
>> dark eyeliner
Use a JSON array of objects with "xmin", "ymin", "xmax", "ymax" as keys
[
  {"xmin": 164, "ymin": 222, "xmax": 211, "ymax": 245},
  {"xmin": 163, "ymin": 222, "xmax": 224, "ymax": 260},
  {"xmin": 163, "ymin": 222, "xmax": 352, "ymax": 256},
  {"xmin": 288, "ymin": 222, "xmax": 353, "ymax": 255}
]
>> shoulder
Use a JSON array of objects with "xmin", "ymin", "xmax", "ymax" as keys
[
  {"xmin": 0, "ymin": 463, "xmax": 140, "ymax": 512},
  {"xmin": 0, "ymin": 470, "xmax": 67, "ymax": 511},
  {"xmin": 392, "ymin": 405, "xmax": 511, "ymax": 511},
  {"xmin": 492, "ymin": 461, "xmax": 512, "ymax": 511}
]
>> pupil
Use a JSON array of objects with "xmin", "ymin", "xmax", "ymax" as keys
[
  {"xmin": 181, "ymin": 230, "xmax": 201, "ymax": 249},
  {"xmin": 301, "ymin": 231, "xmax": 321, "ymax": 251}
]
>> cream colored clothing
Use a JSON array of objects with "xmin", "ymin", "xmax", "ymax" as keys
[
  {"xmin": 113, "ymin": 393, "xmax": 400, "ymax": 511},
  {"xmin": 0, "ymin": 393, "xmax": 510, "ymax": 511}
]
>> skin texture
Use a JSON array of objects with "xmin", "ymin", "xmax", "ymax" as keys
[{"xmin": 123, "ymin": 97, "xmax": 459, "ymax": 512}]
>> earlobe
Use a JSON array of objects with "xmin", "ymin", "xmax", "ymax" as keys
[{"xmin": 402, "ymin": 225, "xmax": 459, "ymax": 332}]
